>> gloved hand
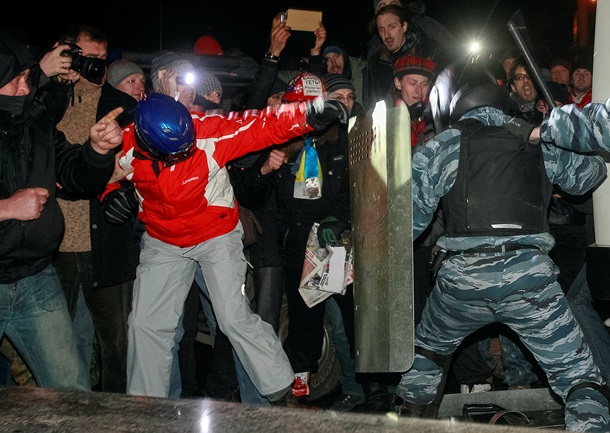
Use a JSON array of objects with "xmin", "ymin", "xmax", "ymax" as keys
[
  {"xmin": 408, "ymin": 101, "xmax": 425, "ymax": 119},
  {"xmin": 306, "ymin": 98, "xmax": 349, "ymax": 131},
  {"xmin": 317, "ymin": 216, "xmax": 347, "ymax": 248},
  {"xmin": 503, "ymin": 116, "xmax": 537, "ymax": 145},
  {"xmin": 101, "ymin": 184, "xmax": 138, "ymax": 224}
]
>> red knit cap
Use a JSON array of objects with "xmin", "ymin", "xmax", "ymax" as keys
[
  {"xmin": 393, "ymin": 55, "xmax": 435, "ymax": 79},
  {"xmin": 193, "ymin": 35, "xmax": 223, "ymax": 55}
]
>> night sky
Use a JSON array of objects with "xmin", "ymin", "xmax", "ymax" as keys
[{"xmin": 4, "ymin": 0, "xmax": 581, "ymax": 65}]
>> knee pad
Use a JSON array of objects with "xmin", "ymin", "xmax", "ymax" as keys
[{"xmin": 567, "ymin": 381, "xmax": 609, "ymax": 407}]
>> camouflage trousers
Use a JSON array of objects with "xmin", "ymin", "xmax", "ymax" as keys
[{"xmin": 396, "ymin": 249, "xmax": 609, "ymax": 432}]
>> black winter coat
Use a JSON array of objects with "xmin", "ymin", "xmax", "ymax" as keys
[
  {"xmin": 53, "ymin": 82, "xmax": 140, "ymax": 289},
  {"xmin": 0, "ymin": 33, "xmax": 115, "ymax": 283}
]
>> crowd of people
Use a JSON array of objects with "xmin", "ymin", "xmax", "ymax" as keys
[{"xmin": 2, "ymin": 0, "xmax": 610, "ymax": 430}]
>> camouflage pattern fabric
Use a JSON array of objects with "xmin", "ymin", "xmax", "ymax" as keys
[
  {"xmin": 542, "ymin": 99, "xmax": 610, "ymax": 153},
  {"xmin": 398, "ymin": 106, "xmax": 609, "ymax": 431}
]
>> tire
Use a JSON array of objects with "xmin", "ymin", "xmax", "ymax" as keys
[{"xmin": 277, "ymin": 294, "xmax": 342, "ymax": 402}]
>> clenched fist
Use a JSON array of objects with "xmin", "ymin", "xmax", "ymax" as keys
[{"xmin": 0, "ymin": 188, "xmax": 49, "ymax": 222}]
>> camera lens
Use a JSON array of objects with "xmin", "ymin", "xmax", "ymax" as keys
[{"xmin": 80, "ymin": 57, "xmax": 107, "ymax": 84}]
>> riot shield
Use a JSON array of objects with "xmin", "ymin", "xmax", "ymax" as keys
[{"xmin": 348, "ymin": 101, "xmax": 414, "ymax": 372}]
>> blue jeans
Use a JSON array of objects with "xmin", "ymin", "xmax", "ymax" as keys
[
  {"xmin": 326, "ymin": 297, "xmax": 364, "ymax": 399},
  {"xmin": 72, "ymin": 288, "xmax": 94, "ymax": 388},
  {"xmin": 0, "ymin": 265, "xmax": 89, "ymax": 390}
]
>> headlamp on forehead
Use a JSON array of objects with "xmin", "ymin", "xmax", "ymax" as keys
[{"xmin": 176, "ymin": 72, "xmax": 195, "ymax": 85}]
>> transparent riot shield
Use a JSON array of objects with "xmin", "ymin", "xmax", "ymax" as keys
[{"xmin": 348, "ymin": 101, "xmax": 413, "ymax": 372}]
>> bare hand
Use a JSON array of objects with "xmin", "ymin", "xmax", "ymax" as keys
[
  {"xmin": 108, "ymin": 153, "xmax": 134, "ymax": 184},
  {"xmin": 269, "ymin": 17, "xmax": 291, "ymax": 57},
  {"xmin": 39, "ymin": 44, "xmax": 73, "ymax": 78},
  {"xmin": 261, "ymin": 149, "xmax": 287, "ymax": 175},
  {"xmin": 0, "ymin": 188, "xmax": 49, "ymax": 221},
  {"xmin": 536, "ymin": 99, "xmax": 563, "ymax": 115},
  {"xmin": 89, "ymin": 107, "xmax": 124, "ymax": 154},
  {"xmin": 156, "ymin": 69, "xmax": 179, "ymax": 99},
  {"xmin": 311, "ymin": 23, "xmax": 326, "ymax": 56}
]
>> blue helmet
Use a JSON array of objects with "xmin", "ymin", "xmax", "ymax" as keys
[{"xmin": 135, "ymin": 92, "xmax": 196, "ymax": 164}]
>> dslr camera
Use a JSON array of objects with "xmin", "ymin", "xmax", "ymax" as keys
[{"xmin": 60, "ymin": 42, "xmax": 106, "ymax": 84}]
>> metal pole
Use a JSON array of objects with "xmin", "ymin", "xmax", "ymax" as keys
[{"xmin": 507, "ymin": 10, "xmax": 555, "ymax": 113}]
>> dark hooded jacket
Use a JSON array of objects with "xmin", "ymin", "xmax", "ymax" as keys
[{"xmin": 0, "ymin": 33, "xmax": 115, "ymax": 283}]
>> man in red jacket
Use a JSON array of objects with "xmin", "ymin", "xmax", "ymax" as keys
[{"xmin": 103, "ymin": 91, "xmax": 346, "ymax": 404}]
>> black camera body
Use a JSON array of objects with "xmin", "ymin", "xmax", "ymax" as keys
[{"xmin": 60, "ymin": 42, "xmax": 106, "ymax": 85}]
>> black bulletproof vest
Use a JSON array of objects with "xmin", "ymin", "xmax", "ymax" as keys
[{"xmin": 442, "ymin": 119, "xmax": 552, "ymax": 237}]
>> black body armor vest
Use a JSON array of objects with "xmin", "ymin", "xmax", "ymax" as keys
[{"xmin": 442, "ymin": 119, "xmax": 552, "ymax": 237}]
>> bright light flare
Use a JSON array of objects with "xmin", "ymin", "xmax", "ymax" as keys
[
  {"xmin": 183, "ymin": 72, "xmax": 195, "ymax": 85},
  {"xmin": 469, "ymin": 41, "xmax": 481, "ymax": 53}
]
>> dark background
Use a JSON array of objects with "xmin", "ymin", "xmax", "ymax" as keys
[{"xmin": 4, "ymin": 0, "xmax": 582, "ymax": 65}]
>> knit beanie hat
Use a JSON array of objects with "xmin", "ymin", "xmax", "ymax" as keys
[
  {"xmin": 393, "ymin": 55, "xmax": 435, "ymax": 79},
  {"xmin": 193, "ymin": 35, "xmax": 223, "ymax": 55},
  {"xmin": 549, "ymin": 58, "xmax": 573, "ymax": 73},
  {"xmin": 106, "ymin": 59, "xmax": 144, "ymax": 88},
  {"xmin": 572, "ymin": 54, "xmax": 593, "ymax": 73},
  {"xmin": 197, "ymin": 69, "xmax": 222, "ymax": 96},
  {"xmin": 322, "ymin": 74, "xmax": 354, "ymax": 93},
  {"xmin": 322, "ymin": 45, "xmax": 342, "ymax": 58},
  {"xmin": 150, "ymin": 52, "xmax": 195, "ymax": 92}
]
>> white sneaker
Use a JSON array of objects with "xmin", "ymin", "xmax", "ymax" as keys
[{"xmin": 460, "ymin": 383, "xmax": 492, "ymax": 393}]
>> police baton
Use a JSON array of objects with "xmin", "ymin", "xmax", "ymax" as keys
[{"xmin": 507, "ymin": 10, "xmax": 556, "ymax": 116}]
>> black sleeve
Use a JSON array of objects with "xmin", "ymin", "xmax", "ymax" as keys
[
  {"xmin": 53, "ymin": 124, "xmax": 115, "ymax": 198},
  {"xmin": 304, "ymin": 55, "xmax": 326, "ymax": 78},
  {"xmin": 229, "ymin": 151, "xmax": 275, "ymax": 211},
  {"xmin": 245, "ymin": 58, "xmax": 280, "ymax": 110}
]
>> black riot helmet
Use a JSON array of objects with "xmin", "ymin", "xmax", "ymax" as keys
[{"xmin": 429, "ymin": 59, "xmax": 517, "ymax": 132}]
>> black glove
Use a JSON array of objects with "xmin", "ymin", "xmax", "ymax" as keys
[
  {"xmin": 306, "ymin": 99, "xmax": 349, "ymax": 131},
  {"xmin": 503, "ymin": 116, "xmax": 537, "ymax": 145},
  {"xmin": 408, "ymin": 101, "xmax": 425, "ymax": 119},
  {"xmin": 101, "ymin": 184, "xmax": 138, "ymax": 224},
  {"xmin": 317, "ymin": 216, "xmax": 347, "ymax": 248}
]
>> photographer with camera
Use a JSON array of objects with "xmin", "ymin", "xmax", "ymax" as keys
[
  {"xmin": 0, "ymin": 32, "xmax": 124, "ymax": 393},
  {"xmin": 47, "ymin": 25, "xmax": 139, "ymax": 394}
]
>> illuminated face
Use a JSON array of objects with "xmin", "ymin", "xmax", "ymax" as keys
[
  {"xmin": 204, "ymin": 90, "xmax": 222, "ymax": 105},
  {"xmin": 324, "ymin": 52, "xmax": 345, "ymax": 75},
  {"xmin": 510, "ymin": 65, "xmax": 537, "ymax": 103},
  {"xmin": 394, "ymin": 73, "xmax": 431, "ymax": 107},
  {"xmin": 376, "ymin": 12, "xmax": 408, "ymax": 53},
  {"xmin": 550, "ymin": 65, "xmax": 570, "ymax": 87},
  {"xmin": 176, "ymin": 81, "xmax": 196, "ymax": 109},
  {"xmin": 329, "ymin": 88, "xmax": 355, "ymax": 113},
  {"xmin": 0, "ymin": 70, "xmax": 31, "ymax": 96},
  {"xmin": 571, "ymin": 68, "xmax": 592, "ymax": 94},
  {"xmin": 116, "ymin": 73, "xmax": 146, "ymax": 101}
]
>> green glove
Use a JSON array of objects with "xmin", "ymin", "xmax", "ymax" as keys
[{"xmin": 317, "ymin": 216, "xmax": 346, "ymax": 248}]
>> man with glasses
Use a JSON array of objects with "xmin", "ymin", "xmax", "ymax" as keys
[{"xmin": 508, "ymin": 57, "xmax": 538, "ymax": 124}]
